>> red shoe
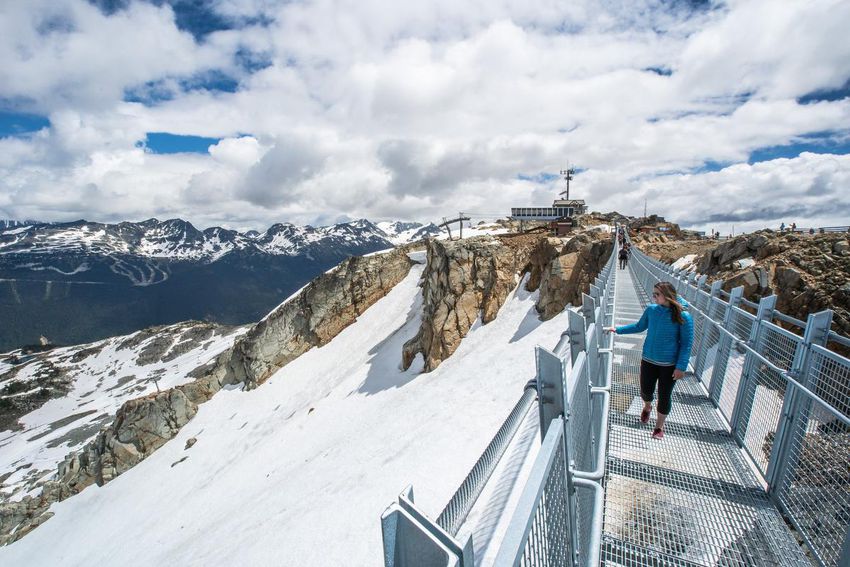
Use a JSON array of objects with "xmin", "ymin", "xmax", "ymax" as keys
[
  {"xmin": 640, "ymin": 408, "xmax": 651, "ymax": 424},
  {"xmin": 652, "ymin": 428, "xmax": 664, "ymax": 440}
]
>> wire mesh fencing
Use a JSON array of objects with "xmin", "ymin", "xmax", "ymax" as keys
[{"xmin": 627, "ymin": 244, "xmax": 850, "ymax": 567}]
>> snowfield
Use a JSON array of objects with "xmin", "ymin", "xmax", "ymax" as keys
[
  {"xmin": 0, "ymin": 262, "xmax": 570, "ymax": 566},
  {"xmin": 0, "ymin": 324, "xmax": 247, "ymax": 502}
]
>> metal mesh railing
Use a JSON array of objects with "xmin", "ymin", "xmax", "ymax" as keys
[
  {"xmin": 568, "ymin": 356, "xmax": 594, "ymax": 474},
  {"xmin": 436, "ymin": 386, "xmax": 538, "ymax": 536},
  {"xmin": 494, "ymin": 233, "xmax": 617, "ymax": 567},
  {"xmin": 627, "ymin": 243, "xmax": 850, "ymax": 567},
  {"xmin": 497, "ymin": 420, "xmax": 572, "ymax": 567},
  {"xmin": 383, "ymin": 229, "xmax": 617, "ymax": 567},
  {"xmin": 774, "ymin": 389, "xmax": 850, "ymax": 567}
]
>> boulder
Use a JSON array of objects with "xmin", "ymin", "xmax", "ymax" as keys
[{"xmin": 775, "ymin": 266, "xmax": 803, "ymax": 291}]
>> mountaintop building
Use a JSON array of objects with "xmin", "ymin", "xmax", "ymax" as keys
[{"xmin": 510, "ymin": 168, "xmax": 588, "ymax": 234}]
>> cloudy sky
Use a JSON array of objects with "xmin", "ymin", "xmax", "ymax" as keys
[{"xmin": 1, "ymin": 0, "xmax": 849, "ymax": 233}]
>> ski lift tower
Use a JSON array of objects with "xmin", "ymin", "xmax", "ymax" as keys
[{"xmin": 439, "ymin": 212, "xmax": 471, "ymax": 240}]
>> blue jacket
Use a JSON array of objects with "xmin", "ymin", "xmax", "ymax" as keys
[{"xmin": 616, "ymin": 297, "xmax": 694, "ymax": 371}]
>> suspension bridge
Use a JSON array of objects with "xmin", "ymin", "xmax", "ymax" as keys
[{"xmin": 381, "ymin": 229, "xmax": 850, "ymax": 567}]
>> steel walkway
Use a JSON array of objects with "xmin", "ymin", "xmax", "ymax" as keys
[{"xmin": 601, "ymin": 263, "xmax": 811, "ymax": 566}]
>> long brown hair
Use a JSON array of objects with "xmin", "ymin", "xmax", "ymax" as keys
[{"xmin": 654, "ymin": 281, "xmax": 685, "ymax": 324}]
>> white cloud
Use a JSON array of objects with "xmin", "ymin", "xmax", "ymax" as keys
[{"xmin": 0, "ymin": 0, "xmax": 848, "ymax": 232}]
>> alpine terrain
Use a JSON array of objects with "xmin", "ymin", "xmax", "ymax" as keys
[{"xmin": 0, "ymin": 221, "xmax": 613, "ymax": 565}]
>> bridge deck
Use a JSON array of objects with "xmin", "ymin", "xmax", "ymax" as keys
[{"xmin": 600, "ymin": 264, "xmax": 812, "ymax": 566}]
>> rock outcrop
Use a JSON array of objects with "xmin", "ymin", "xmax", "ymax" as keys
[
  {"xmin": 401, "ymin": 230, "xmax": 615, "ymax": 371},
  {"xmin": 220, "ymin": 248, "xmax": 414, "ymax": 389},
  {"xmin": 0, "ymin": 247, "xmax": 415, "ymax": 545},
  {"xmin": 685, "ymin": 230, "xmax": 850, "ymax": 339},
  {"xmin": 402, "ymin": 237, "xmax": 534, "ymax": 372},
  {"xmin": 527, "ymin": 232, "xmax": 614, "ymax": 319}
]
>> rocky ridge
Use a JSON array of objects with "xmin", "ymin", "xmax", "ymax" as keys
[
  {"xmin": 402, "ymin": 236, "xmax": 535, "ymax": 372},
  {"xmin": 650, "ymin": 230, "xmax": 850, "ymax": 339},
  {"xmin": 219, "ymin": 247, "xmax": 415, "ymax": 389},
  {"xmin": 402, "ymin": 229, "xmax": 615, "ymax": 372},
  {"xmin": 526, "ymin": 232, "xmax": 614, "ymax": 319}
]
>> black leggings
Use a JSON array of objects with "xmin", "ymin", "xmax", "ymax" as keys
[
  {"xmin": 640, "ymin": 360, "xmax": 676, "ymax": 415},
  {"xmin": 619, "ymin": 256, "xmax": 628, "ymax": 269}
]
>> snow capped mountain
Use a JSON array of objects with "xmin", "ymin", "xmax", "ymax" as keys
[
  {"xmin": 0, "ymin": 217, "xmax": 441, "ymax": 352},
  {"xmin": 378, "ymin": 220, "xmax": 442, "ymax": 245},
  {"xmin": 0, "ymin": 218, "xmax": 437, "ymax": 263},
  {"xmin": 0, "ymin": 220, "xmax": 42, "ymax": 231}
]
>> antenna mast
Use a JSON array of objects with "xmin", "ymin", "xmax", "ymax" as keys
[{"xmin": 559, "ymin": 167, "xmax": 575, "ymax": 200}]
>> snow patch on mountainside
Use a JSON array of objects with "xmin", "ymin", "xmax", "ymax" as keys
[
  {"xmin": 0, "ymin": 324, "xmax": 247, "ymax": 502},
  {"xmin": 13, "ymin": 262, "xmax": 91, "ymax": 275},
  {"xmin": 0, "ymin": 264, "xmax": 569, "ymax": 566}
]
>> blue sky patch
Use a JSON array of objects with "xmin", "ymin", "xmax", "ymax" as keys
[
  {"xmin": 142, "ymin": 132, "xmax": 221, "ymax": 154},
  {"xmin": 235, "ymin": 48, "xmax": 274, "ymax": 73},
  {"xmin": 165, "ymin": 0, "xmax": 233, "ymax": 40},
  {"xmin": 124, "ymin": 70, "xmax": 239, "ymax": 105},
  {"xmin": 0, "ymin": 111, "xmax": 50, "ymax": 137},
  {"xmin": 749, "ymin": 131, "xmax": 850, "ymax": 163},
  {"xmin": 181, "ymin": 70, "xmax": 239, "ymax": 93},
  {"xmin": 124, "ymin": 80, "xmax": 177, "ymax": 105},
  {"xmin": 644, "ymin": 66, "xmax": 673, "ymax": 76},
  {"xmin": 517, "ymin": 172, "xmax": 560, "ymax": 184},
  {"xmin": 692, "ymin": 159, "xmax": 733, "ymax": 173},
  {"xmin": 90, "ymin": 0, "xmax": 236, "ymax": 40},
  {"xmin": 797, "ymin": 78, "xmax": 850, "ymax": 104}
]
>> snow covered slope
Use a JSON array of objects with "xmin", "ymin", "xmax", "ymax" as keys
[
  {"xmin": 0, "ymin": 259, "xmax": 570, "ymax": 566},
  {"xmin": 0, "ymin": 323, "xmax": 246, "ymax": 503}
]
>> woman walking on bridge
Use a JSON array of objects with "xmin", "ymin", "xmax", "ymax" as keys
[{"xmin": 607, "ymin": 282, "xmax": 694, "ymax": 439}]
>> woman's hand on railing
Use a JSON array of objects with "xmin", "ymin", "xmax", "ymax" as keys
[{"xmin": 605, "ymin": 327, "xmax": 617, "ymax": 334}]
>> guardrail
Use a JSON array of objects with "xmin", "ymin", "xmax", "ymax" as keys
[
  {"xmin": 381, "ymin": 229, "xmax": 618, "ymax": 567},
  {"xmin": 791, "ymin": 226, "xmax": 850, "ymax": 234},
  {"xmin": 628, "ymin": 244, "xmax": 850, "ymax": 567}
]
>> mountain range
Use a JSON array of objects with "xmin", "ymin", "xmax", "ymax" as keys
[{"xmin": 0, "ymin": 218, "xmax": 441, "ymax": 352}]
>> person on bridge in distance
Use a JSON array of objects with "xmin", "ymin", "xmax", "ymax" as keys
[
  {"xmin": 618, "ymin": 245, "xmax": 630, "ymax": 270},
  {"xmin": 607, "ymin": 282, "xmax": 695, "ymax": 439}
]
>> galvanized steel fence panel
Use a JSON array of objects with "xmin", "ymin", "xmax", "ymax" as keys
[{"xmin": 627, "ymin": 244, "xmax": 850, "ymax": 567}]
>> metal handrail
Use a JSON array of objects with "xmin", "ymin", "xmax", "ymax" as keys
[
  {"xmin": 572, "ymin": 388, "xmax": 610, "ymax": 481},
  {"xmin": 436, "ymin": 384, "xmax": 538, "ymax": 536},
  {"xmin": 675, "ymin": 292, "xmax": 850, "ymax": 428}
]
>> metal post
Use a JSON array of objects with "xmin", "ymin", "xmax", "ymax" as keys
[
  {"xmin": 568, "ymin": 310, "xmax": 587, "ymax": 366},
  {"xmin": 730, "ymin": 295, "xmax": 777, "ymax": 440},
  {"xmin": 708, "ymin": 286, "xmax": 744, "ymax": 403},
  {"xmin": 382, "ymin": 485, "xmax": 472, "ymax": 567},
  {"xmin": 765, "ymin": 310, "xmax": 833, "ymax": 493},
  {"xmin": 693, "ymin": 280, "xmax": 724, "ymax": 380},
  {"xmin": 535, "ymin": 346, "xmax": 567, "ymax": 442},
  {"xmin": 589, "ymin": 283, "xmax": 601, "ymax": 302},
  {"xmin": 581, "ymin": 293, "xmax": 596, "ymax": 329}
]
